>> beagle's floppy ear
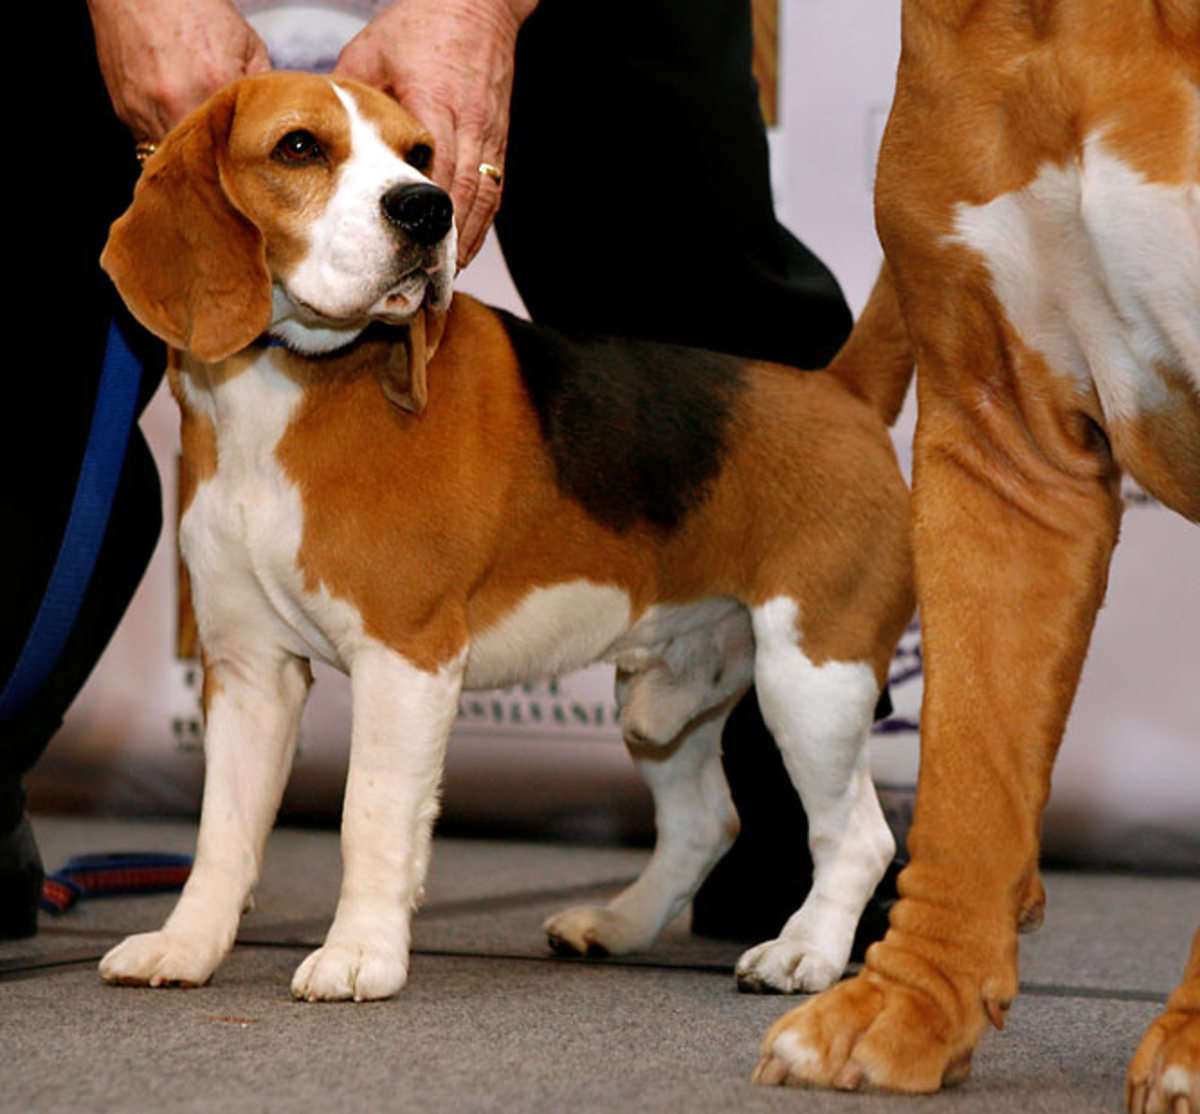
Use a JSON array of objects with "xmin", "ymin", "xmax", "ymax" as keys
[
  {"xmin": 377, "ymin": 307, "xmax": 448, "ymax": 416},
  {"xmin": 101, "ymin": 86, "xmax": 272, "ymax": 362}
]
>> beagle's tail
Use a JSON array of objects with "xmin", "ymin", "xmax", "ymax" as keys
[{"xmin": 825, "ymin": 262, "xmax": 914, "ymax": 427}]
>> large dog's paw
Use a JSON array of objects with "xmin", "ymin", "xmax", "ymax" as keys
[
  {"xmin": 752, "ymin": 971, "xmax": 981, "ymax": 1093},
  {"xmin": 543, "ymin": 905, "xmax": 652, "ymax": 957},
  {"xmin": 734, "ymin": 936, "xmax": 843, "ymax": 994},
  {"xmin": 99, "ymin": 930, "xmax": 224, "ymax": 989},
  {"xmin": 291, "ymin": 942, "xmax": 408, "ymax": 1002},
  {"xmin": 1127, "ymin": 1009, "xmax": 1200, "ymax": 1114}
]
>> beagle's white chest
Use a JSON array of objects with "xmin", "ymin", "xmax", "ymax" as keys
[{"xmin": 177, "ymin": 353, "xmax": 363, "ymax": 667}]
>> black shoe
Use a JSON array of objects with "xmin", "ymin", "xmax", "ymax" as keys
[{"xmin": 0, "ymin": 814, "xmax": 44, "ymax": 939}]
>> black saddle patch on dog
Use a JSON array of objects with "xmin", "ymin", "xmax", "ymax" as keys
[{"xmin": 497, "ymin": 311, "xmax": 748, "ymax": 533}]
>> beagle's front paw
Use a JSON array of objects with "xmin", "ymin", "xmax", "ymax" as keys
[
  {"xmin": 1127, "ymin": 1009, "xmax": 1200, "ymax": 1114},
  {"xmin": 291, "ymin": 941, "xmax": 409, "ymax": 1002},
  {"xmin": 100, "ymin": 929, "xmax": 226, "ymax": 989},
  {"xmin": 753, "ymin": 970, "xmax": 982, "ymax": 1093},
  {"xmin": 543, "ymin": 905, "xmax": 654, "ymax": 957},
  {"xmin": 734, "ymin": 936, "xmax": 843, "ymax": 994}
]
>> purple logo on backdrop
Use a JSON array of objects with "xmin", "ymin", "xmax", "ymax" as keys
[{"xmin": 1122, "ymin": 478, "xmax": 1163, "ymax": 508}]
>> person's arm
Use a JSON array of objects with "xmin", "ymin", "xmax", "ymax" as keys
[
  {"xmin": 333, "ymin": 0, "xmax": 538, "ymax": 270},
  {"xmin": 87, "ymin": 0, "xmax": 271, "ymax": 142}
]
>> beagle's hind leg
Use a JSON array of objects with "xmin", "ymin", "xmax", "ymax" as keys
[
  {"xmin": 734, "ymin": 597, "xmax": 894, "ymax": 994},
  {"xmin": 545, "ymin": 624, "xmax": 754, "ymax": 958},
  {"xmin": 545, "ymin": 709, "xmax": 740, "ymax": 957}
]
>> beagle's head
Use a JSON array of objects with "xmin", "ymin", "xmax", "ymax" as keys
[{"xmin": 102, "ymin": 71, "xmax": 455, "ymax": 362}]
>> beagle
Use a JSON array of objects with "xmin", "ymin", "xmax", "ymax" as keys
[
  {"xmin": 753, "ymin": 5, "xmax": 1200, "ymax": 1112},
  {"xmin": 98, "ymin": 71, "xmax": 913, "ymax": 1004}
]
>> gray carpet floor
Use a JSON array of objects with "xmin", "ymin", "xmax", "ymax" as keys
[{"xmin": 3, "ymin": 814, "xmax": 1198, "ymax": 1114}]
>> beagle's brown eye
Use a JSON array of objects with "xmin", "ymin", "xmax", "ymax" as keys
[
  {"xmin": 273, "ymin": 130, "xmax": 323, "ymax": 165},
  {"xmin": 406, "ymin": 143, "xmax": 433, "ymax": 173}
]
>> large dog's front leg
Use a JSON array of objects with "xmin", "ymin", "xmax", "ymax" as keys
[
  {"xmin": 291, "ymin": 646, "xmax": 463, "ymax": 1002},
  {"xmin": 101, "ymin": 651, "xmax": 311, "ymax": 988},
  {"xmin": 755, "ymin": 385, "xmax": 1123, "ymax": 1091}
]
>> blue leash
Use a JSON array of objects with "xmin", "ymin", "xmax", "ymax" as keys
[
  {"xmin": 41, "ymin": 852, "xmax": 193, "ymax": 915},
  {"xmin": 0, "ymin": 319, "xmax": 144, "ymax": 726}
]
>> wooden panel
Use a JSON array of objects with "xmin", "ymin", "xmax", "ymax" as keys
[{"xmin": 752, "ymin": 0, "xmax": 779, "ymax": 126}]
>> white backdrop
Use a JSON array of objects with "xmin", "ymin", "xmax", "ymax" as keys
[{"xmin": 30, "ymin": 1, "xmax": 1198, "ymax": 867}]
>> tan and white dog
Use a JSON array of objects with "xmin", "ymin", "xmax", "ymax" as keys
[
  {"xmin": 97, "ymin": 71, "xmax": 914, "ymax": 1004},
  {"xmin": 754, "ymin": 4, "xmax": 1199, "ymax": 1113}
]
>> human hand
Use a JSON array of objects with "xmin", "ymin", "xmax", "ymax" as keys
[
  {"xmin": 334, "ymin": 0, "xmax": 537, "ymax": 270},
  {"xmin": 88, "ymin": 0, "xmax": 271, "ymax": 143}
]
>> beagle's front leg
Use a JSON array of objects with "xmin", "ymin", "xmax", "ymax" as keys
[
  {"xmin": 101, "ymin": 651, "xmax": 311, "ymax": 988},
  {"xmin": 291, "ymin": 645, "xmax": 464, "ymax": 1002}
]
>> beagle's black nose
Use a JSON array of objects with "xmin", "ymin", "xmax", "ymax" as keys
[{"xmin": 381, "ymin": 183, "xmax": 454, "ymax": 245}]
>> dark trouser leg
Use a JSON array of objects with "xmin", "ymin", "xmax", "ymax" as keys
[
  {"xmin": 496, "ymin": 0, "xmax": 872, "ymax": 943},
  {"xmin": 0, "ymin": 425, "xmax": 162, "ymax": 937},
  {"xmin": 0, "ymin": 11, "xmax": 164, "ymax": 936},
  {"xmin": 496, "ymin": 0, "xmax": 851, "ymax": 366}
]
